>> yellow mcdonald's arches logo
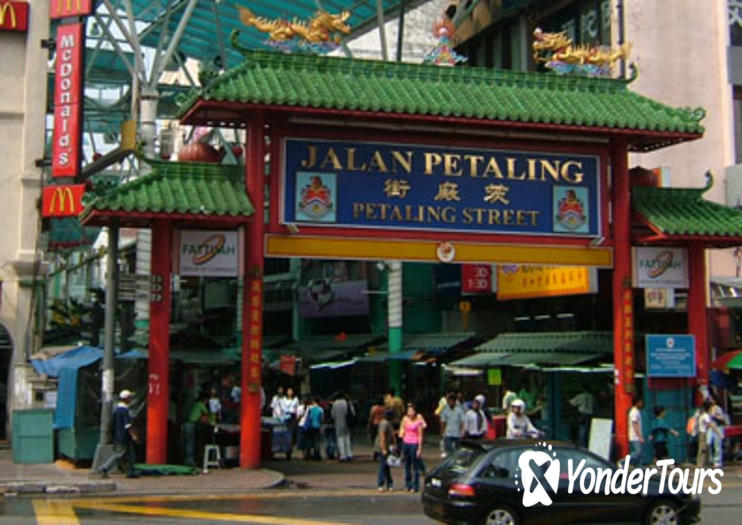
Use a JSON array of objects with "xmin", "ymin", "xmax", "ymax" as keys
[
  {"xmin": 0, "ymin": 2, "xmax": 17, "ymax": 27},
  {"xmin": 49, "ymin": 187, "xmax": 76, "ymax": 214},
  {"xmin": 54, "ymin": 0, "xmax": 87, "ymax": 16}
]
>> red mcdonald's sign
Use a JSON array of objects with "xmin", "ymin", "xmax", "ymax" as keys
[
  {"xmin": 42, "ymin": 184, "xmax": 86, "ymax": 218},
  {"xmin": 0, "ymin": 1, "xmax": 29, "ymax": 32},
  {"xmin": 51, "ymin": 23, "xmax": 84, "ymax": 178},
  {"xmin": 50, "ymin": 0, "xmax": 94, "ymax": 19}
]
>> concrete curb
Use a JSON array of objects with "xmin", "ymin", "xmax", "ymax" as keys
[
  {"xmin": 0, "ymin": 468, "xmax": 285, "ymax": 497},
  {"xmin": 0, "ymin": 481, "xmax": 117, "ymax": 496}
]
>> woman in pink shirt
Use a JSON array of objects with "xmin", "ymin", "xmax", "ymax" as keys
[{"xmin": 399, "ymin": 403, "xmax": 426, "ymax": 492}]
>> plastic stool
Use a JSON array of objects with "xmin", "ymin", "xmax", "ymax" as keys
[{"xmin": 203, "ymin": 444, "xmax": 221, "ymax": 473}]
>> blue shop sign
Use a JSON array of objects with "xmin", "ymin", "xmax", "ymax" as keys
[
  {"xmin": 281, "ymin": 138, "xmax": 601, "ymax": 237},
  {"xmin": 646, "ymin": 334, "xmax": 696, "ymax": 378}
]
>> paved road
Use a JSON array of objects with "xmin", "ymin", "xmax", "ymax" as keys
[{"xmin": 1, "ymin": 484, "xmax": 741, "ymax": 524}]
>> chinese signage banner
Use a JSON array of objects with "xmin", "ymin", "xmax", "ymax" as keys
[
  {"xmin": 50, "ymin": 0, "xmax": 94, "ymax": 19},
  {"xmin": 41, "ymin": 184, "xmax": 85, "ymax": 217},
  {"xmin": 633, "ymin": 247, "xmax": 688, "ymax": 289},
  {"xmin": 0, "ymin": 1, "xmax": 28, "ymax": 32},
  {"xmin": 298, "ymin": 280, "xmax": 370, "ymax": 318},
  {"xmin": 179, "ymin": 230, "xmax": 238, "ymax": 277},
  {"xmin": 646, "ymin": 334, "xmax": 696, "ymax": 378},
  {"xmin": 51, "ymin": 23, "xmax": 84, "ymax": 177},
  {"xmin": 281, "ymin": 138, "xmax": 601, "ymax": 238},
  {"xmin": 496, "ymin": 265, "xmax": 595, "ymax": 300}
]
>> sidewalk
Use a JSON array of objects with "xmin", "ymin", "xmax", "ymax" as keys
[{"xmin": 0, "ymin": 448, "xmax": 284, "ymax": 497}]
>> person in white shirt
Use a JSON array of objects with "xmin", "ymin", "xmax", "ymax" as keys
[
  {"xmin": 463, "ymin": 398, "xmax": 488, "ymax": 439},
  {"xmin": 569, "ymin": 384, "xmax": 595, "ymax": 447},
  {"xmin": 506, "ymin": 399, "xmax": 539, "ymax": 439},
  {"xmin": 628, "ymin": 396, "xmax": 644, "ymax": 465},
  {"xmin": 501, "ymin": 386, "xmax": 517, "ymax": 413},
  {"xmin": 270, "ymin": 386, "xmax": 285, "ymax": 419},
  {"xmin": 704, "ymin": 398, "xmax": 726, "ymax": 467}
]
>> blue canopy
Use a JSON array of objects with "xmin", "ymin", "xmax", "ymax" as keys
[
  {"xmin": 31, "ymin": 346, "xmax": 103, "ymax": 430},
  {"xmin": 31, "ymin": 346, "xmax": 102, "ymax": 377}
]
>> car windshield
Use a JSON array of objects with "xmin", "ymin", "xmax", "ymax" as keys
[{"xmin": 439, "ymin": 446, "xmax": 484, "ymax": 474}]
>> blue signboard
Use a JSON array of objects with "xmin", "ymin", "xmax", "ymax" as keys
[
  {"xmin": 282, "ymin": 138, "xmax": 601, "ymax": 237},
  {"xmin": 646, "ymin": 334, "xmax": 696, "ymax": 378}
]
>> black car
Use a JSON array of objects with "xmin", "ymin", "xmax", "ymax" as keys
[{"xmin": 422, "ymin": 440, "xmax": 700, "ymax": 525}]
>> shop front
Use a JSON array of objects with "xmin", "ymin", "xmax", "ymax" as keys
[{"xmin": 85, "ymin": 47, "xmax": 715, "ymax": 467}]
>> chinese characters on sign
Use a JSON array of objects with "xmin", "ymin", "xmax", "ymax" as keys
[
  {"xmin": 51, "ymin": 23, "xmax": 84, "ymax": 177},
  {"xmin": 622, "ymin": 288, "xmax": 634, "ymax": 393},
  {"xmin": 245, "ymin": 279, "xmax": 263, "ymax": 389},
  {"xmin": 496, "ymin": 265, "xmax": 595, "ymax": 300},
  {"xmin": 282, "ymin": 138, "xmax": 600, "ymax": 237}
]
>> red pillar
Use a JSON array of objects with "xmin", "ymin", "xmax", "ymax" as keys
[
  {"xmin": 612, "ymin": 140, "xmax": 634, "ymax": 459},
  {"xmin": 688, "ymin": 243, "xmax": 709, "ymax": 388},
  {"xmin": 146, "ymin": 220, "xmax": 172, "ymax": 464},
  {"xmin": 240, "ymin": 114, "xmax": 266, "ymax": 469}
]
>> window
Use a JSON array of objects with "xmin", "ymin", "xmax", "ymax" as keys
[{"xmin": 480, "ymin": 448, "xmax": 523, "ymax": 479}]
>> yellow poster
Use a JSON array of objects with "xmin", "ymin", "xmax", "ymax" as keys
[{"xmin": 497, "ymin": 265, "xmax": 593, "ymax": 300}]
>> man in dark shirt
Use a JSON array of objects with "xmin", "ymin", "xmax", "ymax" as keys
[{"xmin": 98, "ymin": 389, "xmax": 138, "ymax": 478}]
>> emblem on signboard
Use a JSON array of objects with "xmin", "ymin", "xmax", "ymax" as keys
[
  {"xmin": 553, "ymin": 187, "xmax": 588, "ymax": 233},
  {"xmin": 296, "ymin": 172, "xmax": 336, "ymax": 222}
]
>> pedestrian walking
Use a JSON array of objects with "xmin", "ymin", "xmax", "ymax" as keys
[
  {"xmin": 367, "ymin": 397, "xmax": 386, "ymax": 458},
  {"xmin": 439, "ymin": 393, "xmax": 465, "ymax": 455},
  {"xmin": 569, "ymin": 384, "xmax": 594, "ymax": 447},
  {"xmin": 464, "ymin": 398, "xmax": 489, "ymax": 439},
  {"xmin": 628, "ymin": 395, "xmax": 645, "ymax": 465},
  {"xmin": 376, "ymin": 409, "xmax": 396, "ymax": 492},
  {"xmin": 649, "ymin": 406, "xmax": 679, "ymax": 461},
  {"xmin": 686, "ymin": 406, "xmax": 701, "ymax": 462},
  {"xmin": 270, "ymin": 386, "xmax": 285, "ymax": 419},
  {"xmin": 399, "ymin": 403, "xmax": 426, "ymax": 492},
  {"xmin": 331, "ymin": 393, "xmax": 354, "ymax": 461},
  {"xmin": 305, "ymin": 398, "xmax": 324, "ymax": 461},
  {"xmin": 707, "ymin": 397, "xmax": 727, "ymax": 467},
  {"xmin": 183, "ymin": 391, "xmax": 211, "ymax": 467},
  {"xmin": 322, "ymin": 401, "xmax": 337, "ymax": 459},
  {"xmin": 97, "ymin": 390, "xmax": 139, "ymax": 478}
]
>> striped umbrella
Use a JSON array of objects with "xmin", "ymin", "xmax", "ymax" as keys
[{"xmin": 711, "ymin": 349, "xmax": 742, "ymax": 372}]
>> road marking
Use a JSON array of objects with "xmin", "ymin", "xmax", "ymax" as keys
[
  {"xmin": 32, "ymin": 500, "xmax": 80, "ymax": 525},
  {"xmin": 72, "ymin": 501, "xmax": 357, "ymax": 525}
]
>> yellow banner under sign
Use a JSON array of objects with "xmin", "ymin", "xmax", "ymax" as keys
[{"xmin": 497, "ymin": 265, "xmax": 593, "ymax": 300}]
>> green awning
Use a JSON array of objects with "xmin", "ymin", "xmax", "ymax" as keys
[
  {"xmin": 633, "ymin": 179, "xmax": 742, "ymax": 245},
  {"xmin": 377, "ymin": 332, "xmax": 476, "ymax": 353},
  {"xmin": 451, "ymin": 351, "xmax": 603, "ymax": 368},
  {"xmin": 475, "ymin": 331, "xmax": 614, "ymax": 353},
  {"xmin": 81, "ymin": 160, "xmax": 253, "ymax": 226},
  {"xmin": 451, "ymin": 331, "xmax": 612, "ymax": 368},
  {"xmin": 180, "ymin": 50, "xmax": 704, "ymax": 151}
]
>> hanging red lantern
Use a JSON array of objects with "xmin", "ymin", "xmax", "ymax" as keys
[{"xmin": 177, "ymin": 142, "xmax": 221, "ymax": 163}]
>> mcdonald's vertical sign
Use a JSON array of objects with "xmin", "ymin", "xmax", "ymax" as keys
[
  {"xmin": 42, "ymin": 184, "xmax": 86, "ymax": 218},
  {"xmin": 0, "ymin": 1, "xmax": 29, "ymax": 32},
  {"xmin": 50, "ymin": 0, "xmax": 94, "ymax": 19},
  {"xmin": 51, "ymin": 23, "xmax": 84, "ymax": 178}
]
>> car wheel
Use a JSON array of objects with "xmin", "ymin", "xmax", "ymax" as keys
[
  {"xmin": 644, "ymin": 500, "xmax": 679, "ymax": 525},
  {"xmin": 482, "ymin": 506, "xmax": 520, "ymax": 525}
]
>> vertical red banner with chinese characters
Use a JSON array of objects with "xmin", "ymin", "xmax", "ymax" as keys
[
  {"xmin": 50, "ymin": 0, "xmax": 94, "ymax": 19},
  {"xmin": 246, "ymin": 278, "xmax": 263, "ymax": 389},
  {"xmin": 622, "ymin": 288, "xmax": 635, "ymax": 393},
  {"xmin": 51, "ymin": 23, "xmax": 84, "ymax": 177}
]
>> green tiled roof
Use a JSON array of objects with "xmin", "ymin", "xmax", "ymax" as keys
[
  {"xmin": 633, "ymin": 184, "xmax": 742, "ymax": 237},
  {"xmin": 179, "ymin": 50, "xmax": 705, "ymax": 149},
  {"xmin": 475, "ymin": 331, "xmax": 613, "ymax": 353},
  {"xmin": 451, "ymin": 351, "xmax": 603, "ymax": 368},
  {"xmin": 81, "ymin": 161, "xmax": 253, "ymax": 219}
]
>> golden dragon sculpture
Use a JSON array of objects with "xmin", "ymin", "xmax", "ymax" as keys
[
  {"xmin": 237, "ymin": 6, "xmax": 351, "ymax": 45},
  {"xmin": 532, "ymin": 27, "xmax": 631, "ymax": 75}
]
